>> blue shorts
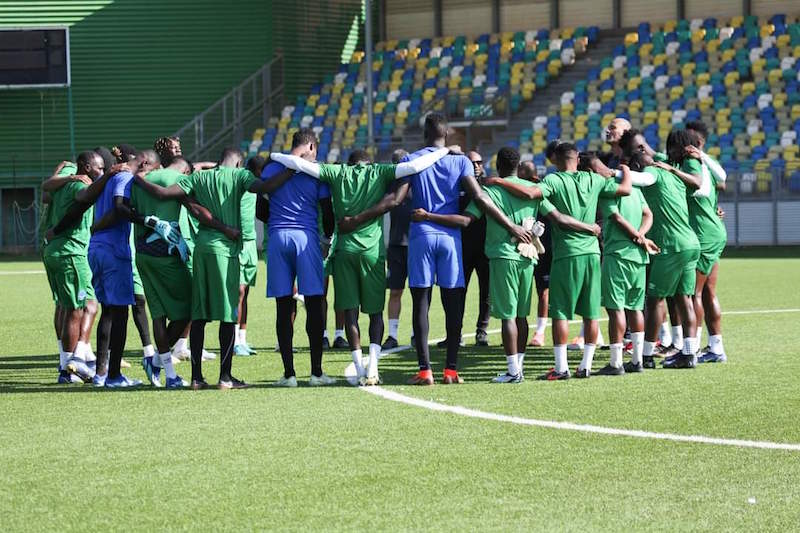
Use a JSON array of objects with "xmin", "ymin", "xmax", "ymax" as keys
[
  {"xmin": 88, "ymin": 245, "xmax": 135, "ymax": 306},
  {"xmin": 266, "ymin": 229, "xmax": 324, "ymax": 298},
  {"xmin": 407, "ymin": 233, "xmax": 464, "ymax": 289}
]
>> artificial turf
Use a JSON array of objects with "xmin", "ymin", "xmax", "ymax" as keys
[{"xmin": 1, "ymin": 251, "xmax": 798, "ymax": 531}]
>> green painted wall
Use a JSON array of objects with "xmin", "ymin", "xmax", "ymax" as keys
[{"xmin": 0, "ymin": 0, "xmax": 273, "ymax": 182}]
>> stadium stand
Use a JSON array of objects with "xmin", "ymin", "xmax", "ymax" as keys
[
  {"xmin": 516, "ymin": 14, "xmax": 800, "ymax": 193},
  {"xmin": 247, "ymin": 26, "xmax": 599, "ymax": 163}
]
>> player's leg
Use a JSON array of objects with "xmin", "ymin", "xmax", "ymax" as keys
[
  {"xmin": 360, "ymin": 252, "xmax": 387, "ymax": 385},
  {"xmin": 383, "ymin": 244, "xmax": 408, "ymax": 349},
  {"xmin": 474, "ymin": 251, "xmax": 491, "ymax": 346},
  {"xmin": 574, "ymin": 255, "xmax": 601, "ymax": 377},
  {"xmin": 189, "ymin": 319, "xmax": 208, "ymax": 388},
  {"xmin": 131, "ymin": 293, "xmax": 155, "ymax": 366},
  {"xmin": 699, "ymin": 261, "xmax": 725, "ymax": 362},
  {"xmin": 540, "ymin": 257, "xmax": 575, "ymax": 380},
  {"xmin": 490, "ymin": 259, "xmax": 525, "ymax": 383},
  {"xmin": 333, "ymin": 310, "xmax": 348, "ymax": 349},
  {"xmin": 665, "ymin": 297, "xmax": 683, "ymax": 353},
  {"xmin": 438, "ymin": 234, "xmax": 466, "ymax": 384},
  {"xmin": 598, "ymin": 256, "xmax": 630, "ymax": 375},
  {"xmin": 693, "ymin": 269, "xmax": 709, "ymax": 350},
  {"xmin": 236, "ymin": 240, "xmax": 258, "ymax": 355},
  {"xmin": 78, "ymin": 298, "xmax": 98, "ymax": 372},
  {"xmin": 235, "ymin": 284, "xmax": 252, "ymax": 356},
  {"xmin": 407, "ymin": 234, "xmax": 436, "ymax": 385},
  {"xmin": 385, "ymin": 288, "xmax": 404, "ymax": 348},
  {"xmin": 663, "ymin": 249, "xmax": 700, "ymax": 369},
  {"xmin": 215, "ymin": 253, "xmax": 248, "ymax": 389},
  {"xmin": 106, "ymin": 304, "xmax": 131, "ymax": 383},
  {"xmin": 529, "ymin": 265, "xmax": 549, "ymax": 346}
]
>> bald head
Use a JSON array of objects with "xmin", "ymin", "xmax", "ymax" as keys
[
  {"xmin": 517, "ymin": 160, "xmax": 538, "ymax": 182},
  {"xmin": 467, "ymin": 150, "xmax": 484, "ymax": 178},
  {"xmin": 605, "ymin": 117, "xmax": 632, "ymax": 146}
]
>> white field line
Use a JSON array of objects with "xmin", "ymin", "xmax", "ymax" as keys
[
  {"xmin": 0, "ymin": 270, "xmax": 46, "ymax": 275},
  {"xmin": 362, "ymin": 386, "xmax": 800, "ymax": 451},
  {"xmin": 368, "ymin": 306, "xmax": 800, "ymax": 451}
]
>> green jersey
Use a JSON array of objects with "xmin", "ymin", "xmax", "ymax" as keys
[
  {"xmin": 40, "ymin": 163, "xmax": 78, "ymax": 250},
  {"xmin": 639, "ymin": 166, "xmax": 700, "ymax": 252},
  {"xmin": 240, "ymin": 192, "xmax": 257, "ymax": 241},
  {"xmin": 43, "ymin": 179, "xmax": 93, "ymax": 258},
  {"xmin": 318, "ymin": 163, "xmax": 396, "ymax": 255},
  {"xmin": 599, "ymin": 187, "xmax": 649, "ymax": 265},
  {"xmin": 682, "ymin": 158, "xmax": 727, "ymax": 246},
  {"xmin": 130, "ymin": 168, "xmax": 185, "ymax": 243},
  {"xmin": 537, "ymin": 170, "xmax": 618, "ymax": 261},
  {"xmin": 177, "ymin": 166, "xmax": 257, "ymax": 256},
  {"xmin": 465, "ymin": 176, "xmax": 550, "ymax": 262}
]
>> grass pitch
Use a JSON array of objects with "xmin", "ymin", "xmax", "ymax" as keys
[{"xmin": 1, "ymin": 249, "xmax": 799, "ymax": 531}]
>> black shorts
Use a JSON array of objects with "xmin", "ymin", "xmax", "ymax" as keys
[
  {"xmin": 534, "ymin": 254, "xmax": 551, "ymax": 292},
  {"xmin": 386, "ymin": 245, "xmax": 408, "ymax": 290}
]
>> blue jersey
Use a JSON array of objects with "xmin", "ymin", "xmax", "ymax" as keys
[
  {"xmin": 261, "ymin": 161, "xmax": 330, "ymax": 235},
  {"xmin": 403, "ymin": 147, "xmax": 473, "ymax": 240},
  {"xmin": 89, "ymin": 171, "xmax": 133, "ymax": 259}
]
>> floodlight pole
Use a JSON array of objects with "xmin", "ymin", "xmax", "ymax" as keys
[{"xmin": 365, "ymin": 0, "xmax": 375, "ymax": 154}]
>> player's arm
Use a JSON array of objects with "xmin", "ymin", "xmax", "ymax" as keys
[
  {"xmin": 133, "ymin": 174, "xmax": 187, "ymax": 200},
  {"xmin": 462, "ymin": 175, "xmax": 532, "ymax": 244},
  {"xmin": 613, "ymin": 164, "xmax": 632, "ymax": 196},
  {"xmin": 651, "ymin": 159, "xmax": 703, "ymax": 191},
  {"xmin": 73, "ymin": 163, "xmax": 130, "ymax": 204},
  {"xmin": 392, "ymin": 147, "xmax": 453, "ymax": 178},
  {"xmin": 411, "ymin": 208, "xmax": 472, "ymax": 228},
  {"xmin": 482, "ymin": 177, "xmax": 544, "ymax": 200},
  {"xmin": 269, "ymin": 153, "xmax": 323, "ymax": 179},
  {"xmin": 42, "ymin": 173, "xmax": 91, "ymax": 192},
  {"xmin": 181, "ymin": 196, "xmax": 241, "ymax": 241},
  {"xmin": 255, "ymin": 195, "xmax": 270, "ymax": 223},
  {"xmin": 337, "ymin": 181, "xmax": 410, "ymax": 234},
  {"xmin": 319, "ymin": 197, "xmax": 335, "ymax": 238},
  {"xmin": 615, "ymin": 168, "xmax": 656, "ymax": 187},
  {"xmin": 698, "ymin": 151, "xmax": 727, "ymax": 183},
  {"xmin": 92, "ymin": 196, "xmax": 144, "ymax": 233},
  {"xmin": 248, "ymin": 166, "xmax": 296, "ymax": 195},
  {"xmin": 545, "ymin": 208, "xmax": 601, "ymax": 236}
]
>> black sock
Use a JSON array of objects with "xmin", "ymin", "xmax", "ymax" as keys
[
  {"xmin": 108, "ymin": 305, "xmax": 129, "ymax": 379},
  {"xmin": 218, "ymin": 322, "xmax": 235, "ymax": 382},
  {"xmin": 411, "ymin": 287, "xmax": 432, "ymax": 370},
  {"xmin": 441, "ymin": 288, "xmax": 465, "ymax": 370},
  {"xmin": 276, "ymin": 297, "xmax": 295, "ymax": 378},
  {"xmin": 96, "ymin": 306, "xmax": 113, "ymax": 376},
  {"xmin": 131, "ymin": 294, "xmax": 152, "ymax": 346},
  {"xmin": 305, "ymin": 295, "xmax": 325, "ymax": 377},
  {"xmin": 190, "ymin": 320, "xmax": 207, "ymax": 382}
]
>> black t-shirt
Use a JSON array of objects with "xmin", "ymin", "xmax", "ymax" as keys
[{"xmin": 388, "ymin": 184, "xmax": 412, "ymax": 247}]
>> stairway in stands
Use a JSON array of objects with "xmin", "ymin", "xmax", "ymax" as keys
[{"xmin": 477, "ymin": 29, "xmax": 629, "ymax": 162}]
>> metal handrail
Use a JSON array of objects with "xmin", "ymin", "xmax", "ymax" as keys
[{"xmin": 174, "ymin": 53, "xmax": 284, "ymax": 161}]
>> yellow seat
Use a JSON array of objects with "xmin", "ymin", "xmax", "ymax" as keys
[
  {"xmin": 625, "ymin": 32, "xmax": 639, "ymax": 46},
  {"xmin": 760, "ymin": 24, "xmax": 775, "ymax": 37}
]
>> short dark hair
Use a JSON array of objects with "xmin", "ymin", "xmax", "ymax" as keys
[
  {"xmin": 554, "ymin": 142, "xmax": 578, "ymax": 160},
  {"xmin": 219, "ymin": 147, "xmax": 243, "ymax": 165},
  {"xmin": 347, "ymin": 149, "xmax": 370, "ymax": 165},
  {"xmin": 423, "ymin": 112, "xmax": 448, "ymax": 141},
  {"xmin": 545, "ymin": 139, "xmax": 561, "ymax": 161},
  {"xmin": 618, "ymin": 128, "xmax": 643, "ymax": 156},
  {"xmin": 666, "ymin": 129, "xmax": 697, "ymax": 163},
  {"xmin": 138, "ymin": 149, "xmax": 160, "ymax": 166},
  {"xmin": 391, "ymin": 149, "xmax": 408, "ymax": 164},
  {"xmin": 685, "ymin": 120, "xmax": 709, "ymax": 141},
  {"xmin": 577, "ymin": 151, "xmax": 598, "ymax": 172},
  {"xmin": 291, "ymin": 128, "xmax": 317, "ymax": 149},
  {"xmin": 112, "ymin": 143, "xmax": 137, "ymax": 163},
  {"xmin": 77, "ymin": 150, "xmax": 100, "ymax": 168},
  {"xmin": 93, "ymin": 146, "xmax": 116, "ymax": 171},
  {"xmin": 495, "ymin": 147, "xmax": 520, "ymax": 176},
  {"xmin": 246, "ymin": 155, "xmax": 266, "ymax": 176},
  {"xmin": 171, "ymin": 156, "xmax": 193, "ymax": 173}
]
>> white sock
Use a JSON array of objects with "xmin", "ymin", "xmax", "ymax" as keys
[
  {"xmin": 351, "ymin": 349, "xmax": 364, "ymax": 377},
  {"xmin": 59, "ymin": 345, "xmax": 69, "ymax": 370},
  {"xmin": 73, "ymin": 341, "xmax": 89, "ymax": 361},
  {"xmin": 659, "ymin": 321, "xmax": 672, "ymax": 345},
  {"xmin": 595, "ymin": 329, "xmax": 605, "ymax": 346},
  {"xmin": 709, "ymin": 334, "xmax": 724, "ymax": 355},
  {"xmin": 554, "ymin": 344, "xmax": 568, "ymax": 373},
  {"xmin": 235, "ymin": 324, "xmax": 241, "ymax": 345},
  {"xmin": 682, "ymin": 337, "xmax": 696, "ymax": 356},
  {"xmin": 609, "ymin": 343, "xmax": 623, "ymax": 368},
  {"xmin": 671, "ymin": 326, "xmax": 684, "ymax": 350},
  {"xmin": 517, "ymin": 352, "xmax": 525, "ymax": 374},
  {"xmin": 143, "ymin": 344, "xmax": 156, "ymax": 358},
  {"xmin": 536, "ymin": 317, "xmax": 547, "ymax": 334},
  {"xmin": 63, "ymin": 352, "xmax": 73, "ymax": 367},
  {"xmin": 57, "ymin": 340, "xmax": 64, "ymax": 356},
  {"xmin": 388, "ymin": 319, "xmax": 399, "ymax": 339},
  {"xmin": 579, "ymin": 343, "xmax": 596, "ymax": 371},
  {"xmin": 159, "ymin": 352, "xmax": 176, "ymax": 379},
  {"xmin": 506, "ymin": 354, "xmax": 520, "ymax": 376},
  {"xmin": 696, "ymin": 326, "xmax": 703, "ymax": 345},
  {"xmin": 239, "ymin": 328, "xmax": 247, "ymax": 346},
  {"xmin": 631, "ymin": 332, "xmax": 645, "ymax": 365},
  {"xmin": 173, "ymin": 337, "xmax": 188, "ymax": 353},
  {"xmin": 335, "ymin": 329, "xmax": 345, "ymax": 340},
  {"xmin": 643, "ymin": 340, "xmax": 656, "ymax": 357},
  {"xmin": 323, "ymin": 329, "xmax": 329, "ymax": 341},
  {"xmin": 367, "ymin": 343, "xmax": 380, "ymax": 377},
  {"xmin": 84, "ymin": 345, "xmax": 96, "ymax": 363}
]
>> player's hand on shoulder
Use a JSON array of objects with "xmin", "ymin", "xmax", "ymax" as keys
[
  {"xmin": 411, "ymin": 208, "xmax": 429, "ymax": 222},
  {"xmin": 447, "ymin": 145, "xmax": 462, "ymax": 155},
  {"xmin": 684, "ymin": 145, "xmax": 702, "ymax": 160},
  {"xmin": 71, "ymin": 174, "xmax": 92, "ymax": 186},
  {"xmin": 590, "ymin": 157, "xmax": 614, "ymax": 178},
  {"xmin": 55, "ymin": 160, "xmax": 72, "ymax": 173},
  {"xmin": 651, "ymin": 160, "xmax": 672, "ymax": 171},
  {"xmin": 111, "ymin": 163, "xmax": 132, "ymax": 175}
]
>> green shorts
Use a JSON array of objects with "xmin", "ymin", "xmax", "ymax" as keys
[
  {"xmin": 549, "ymin": 254, "xmax": 601, "ymax": 320},
  {"xmin": 132, "ymin": 258, "xmax": 144, "ymax": 296},
  {"xmin": 43, "ymin": 254, "xmax": 95, "ymax": 309},
  {"xmin": 136, "ymin": 253, "xmax": 192, "ymax": 320},
  {"xmin": 191, "ymin": 249, "xmax": 240, "ymax": 322},
  {"xmin": 185, "ymin": 238, "xmax": 195, "ymax": 273},
  {"xmin": 647, "ymin": 248, "xmax": 700, "ymax": 298},
  {"xmin": 697, "ymin": 239, "xmax": 725, "ymax": 276},
  {"xmin": 331, "ymin": 250, "xmax": 385, "ymax": 314},
  {"xmin": 44, "ymin": 255, "xmax": 59, "ymax": 304},
  {"xmin": 239, "ymin": 239, "xmax": 258, "ymax": 287},
  {"xmin": 601, "ymin": 256, "xmax": 646, "ymax": 311},
  {"xmin": 489, "ymin": 258, "xmax": 534, "ymax": 320}
]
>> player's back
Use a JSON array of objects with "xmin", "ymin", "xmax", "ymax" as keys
[
  {"xmin": 639, "ymin": 166, "xmax": 699, "ymax": 251},
  {"xmin": 261, "ymin": 160, "xmax": 329, "ymax": 235},
  {"xmin": 90, "ymin": 171, "xmax": 133, "ymax": 259},
  {"xmin": 404, "ymin": 148, "xmax": 472, "ymax": 239},
  {"xmin": 45, "ymin": 181, "xmax": 92, "ymax": 256},
  {"xmin": 474, "ymin": 177, "xmax": 540, "ymax": 261}
]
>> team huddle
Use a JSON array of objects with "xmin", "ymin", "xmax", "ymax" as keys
[{"xmin": 39, "ymin": 111, "xmax": 728, "ymax": 389}]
